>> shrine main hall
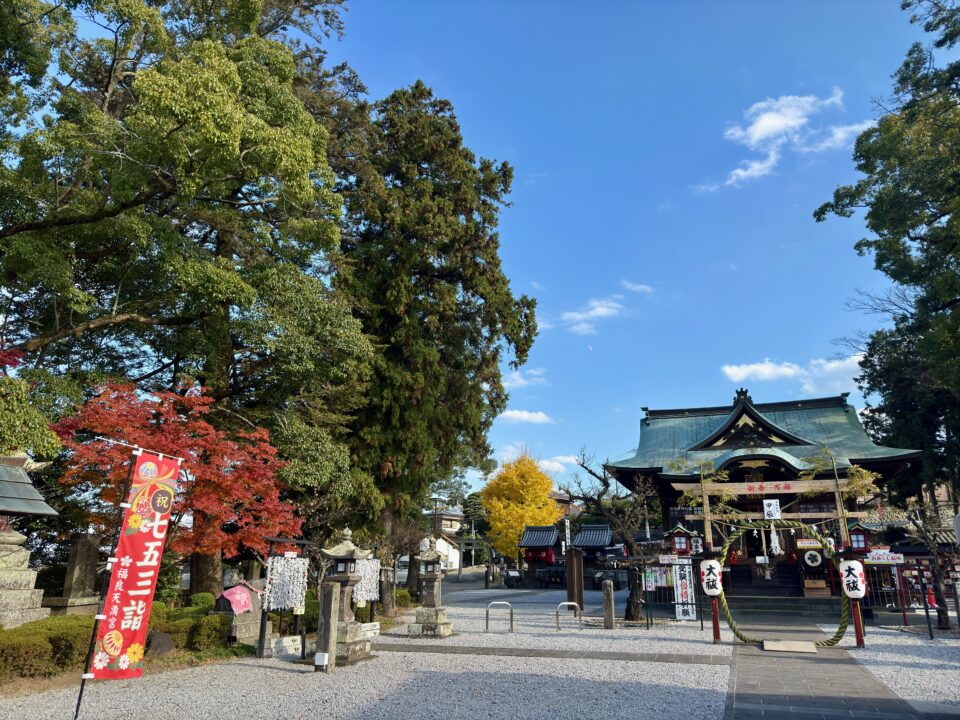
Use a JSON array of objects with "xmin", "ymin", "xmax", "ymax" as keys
[{"xmin": 605, "ymin": 389, "xmax": 919, "ymax": 597}]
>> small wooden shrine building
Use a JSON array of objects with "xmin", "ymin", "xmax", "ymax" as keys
[{"xmin": 605, "ymin": 389, "xmax": 920, "ymax": 596}]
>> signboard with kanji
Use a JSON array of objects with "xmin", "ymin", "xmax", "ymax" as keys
[
  {"xmin": 762, "ymin": 499, "xmax": 781, "ymax": 520},
  {"xmin": 92, "ymin": 450, "xmax": 180, "ymax": 679},
  {"xmin": 673, "ymin": 562, "xmax": 696, "ymax": 620},
  {"xmin": 865, "ymin": 550, "xmax": 905, "ymax": 565}
]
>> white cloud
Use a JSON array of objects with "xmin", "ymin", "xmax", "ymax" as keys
[
  {"xmin": 799, "ymin": 120, "xmax": 876, "ymax": 153},
  {"xmin": 503, "ymin": 367, "xmax": 547, "ymax": 390},
  {"xmin": 721, "ymin": 354, "xmax": 864, "ymax": 394},
  {"xmin": 802, "ymin": 354, "xmax": 865, "ymax": 394},
  {"xmin": 499, "ymin": 441, "xmax": 526, "ymax": 463},
  {"xmin": 537, "ymin": 454, "xmax": 580, "ymax": 474},
  {"xmin": 560, "ymin": 296, "xmax": 625, "ymax": 334},
  {"xmin": 703, "ymin": 88, "xmax": 871, "ymax": 190},
  {"xmin": 721, "ymin": 359, "xmax": 805, "ymax": 382},
  {"xmin": 621, "ymin": 280, "xmax": 654, "ymax": 294},
  {"xmin": 499, "ymin": 409, "xmax": 555, "ymax": 424},
  {"xmin": 531, "ymin": 281, "xmax": 544, "ymax": 290},
  {"xmin": 569, "ymin": 322, "xmax": 596, "ymax": 335}
]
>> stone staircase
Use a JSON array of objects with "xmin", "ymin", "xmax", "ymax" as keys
[
  {"xmin": 0, "ymin": 530, "xmax": 50, "ymax": 628},
  {"xmin": 725, "ymin": 595, "xmax": 846, "ymax": 620}
]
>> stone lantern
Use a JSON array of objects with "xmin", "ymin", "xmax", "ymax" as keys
[
  {"xmin": 409, "ymin": 538, "xmax": 452, "ymax": 638},
  {"xmin": 321, "ymin": 528, "xmax": 372, "ymax": 664}
]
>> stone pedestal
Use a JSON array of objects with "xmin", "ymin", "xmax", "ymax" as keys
[
  {"xmin": 336, "ymin": 619, "xmax": 372, "ymax": 664},
  {"xmin": 329, "ymin": 573, "xmax": 371, "ymax": 664},
  {"xmin": 408, "ymin": 607, "xmax": 453, "ymax": 638},
  {"xmin": 0, "ymin": 530, "xmax": 50, "ymax": 628},
  {"xmin": 44, "ymin": 534, "xmax": 99, "ymax": 616}
]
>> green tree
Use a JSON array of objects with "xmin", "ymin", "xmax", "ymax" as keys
[
  {"xmin": 0, "ymin": 0, "xmax": 371, "ymax": 576},
  {"xmin": 331, "ymin": 81, "xmax": 537, "ymax": 526},
  {"xmin": 815, "ymin": 1, "xmax": 960, "ymax": 396}
]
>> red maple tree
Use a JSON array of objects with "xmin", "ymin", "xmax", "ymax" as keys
[{"xmin": 55, "ymin": 383, "xmax": 300, "ymax": 558}]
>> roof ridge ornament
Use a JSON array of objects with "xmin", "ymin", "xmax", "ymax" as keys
[{"xmin": 734, "ymin": 388, "xmax": 753, "ymax": 404}]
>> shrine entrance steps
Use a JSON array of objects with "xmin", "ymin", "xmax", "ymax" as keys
[{"xmin": 725, "ymin": 596, "xmax": 841, "ymax": 620}]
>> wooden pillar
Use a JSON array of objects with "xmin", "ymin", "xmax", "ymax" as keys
[
  {"xmin": 700, "ymin": 471, "xmax": 714, "ymax": 550},
  {"xmin": 833, "ymin": 474, "xmax": 851, "ymax": 547}
]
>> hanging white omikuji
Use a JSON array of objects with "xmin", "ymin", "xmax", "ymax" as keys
[
  {"xmin": 353, "ymin": 558, "xmax": 381, "ymax": 604},
  {"xmin": 263, "ymin": 556, "xmax": 309, "ymax": 611}
]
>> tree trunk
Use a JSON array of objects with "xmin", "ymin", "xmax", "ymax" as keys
[
  {"xmin": 624, "ymin": 569, "xmax": 644, "ymax": 621},
  {"xmin": 406, "ymin": 554, "xmax": 419, "ymax": 597},
  {"xmin": 190, "ymin": 551, "xmax": 223, "ymax": 597},
  {"xmin": 930, "ymin": 561, "xmax": 952, "ymax": 629},
  {"xmin": 379, "ymin": 567, "xmax": 395, "ymax": 617}
]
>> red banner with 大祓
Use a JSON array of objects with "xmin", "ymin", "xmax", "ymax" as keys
[{"xmin": 91, "ymin": 450, "xmax": 181, "ymax": 679}]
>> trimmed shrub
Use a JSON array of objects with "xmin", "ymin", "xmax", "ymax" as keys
[
  {"xmin": 148, "ymin": 601, "xmax": 169, "ymax": 630},
  {"xmin": 0, "ymin": 615, "xmax": 95, "ymax": 682},
  {"xmin": 156, "ymin": 618, "xmax": 194, "ymax": 649},
  {"xmin": 304, "ymin": 589, "xmax": 319, "ymax": 632},
  {"xmin": 0, "ymin": 632, "xmax": 53, "ymax": 681},
  {"xmin": 188, "ymin": 615, "xmax": 231, "ymax": 651},
  {"xmin": 394, "ymin": 588, "xmax": 412, "ymax": 608},
  {"xmin": 189, "ymin": 593, "xmax": 215, "ymax": 611},
  {"xmin": 45, "ymin": 616, "xmax": 94, "ymax": 670}
]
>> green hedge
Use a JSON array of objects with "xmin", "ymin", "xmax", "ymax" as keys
[
  {"xmin": 394, "ymin": 588, "xmax": 413, "ymax": 608},
  {"xmin": 189, "ymin": 593, "xmax": 215, "ymax": 611},
  {"xmin": 188, "ymin": 615, "xmax": 231, "ymax": 651},
  {"xmin": 0, "ymin": 615, "xmax": 94, "ymax": 683},
  {"xmin": 155, "ymin": 618, "xmax": 194, "ymax": 649}
]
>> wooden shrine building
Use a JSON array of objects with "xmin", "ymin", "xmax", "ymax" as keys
[{"xmin": 605, "ymin": 389, "xmax": 920, "ymax": 596}]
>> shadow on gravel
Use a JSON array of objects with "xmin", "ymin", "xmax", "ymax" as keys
[{"xmin": 350, "ymin": 669, "xmax": 727, "ymax": 720}]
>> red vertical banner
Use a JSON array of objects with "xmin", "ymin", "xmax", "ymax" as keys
[{"xmin": 91, "ymin": 450, "xmax": 181, "ymax": 679}]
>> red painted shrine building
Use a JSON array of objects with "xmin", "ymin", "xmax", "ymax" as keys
[{"xmin": 605, "ymin": 389, "xmax": 920, "ymax": 597}]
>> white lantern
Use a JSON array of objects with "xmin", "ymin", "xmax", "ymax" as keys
[
  {"xmin": 699, "ymin": 560, "xmax": 722, "ymax": 597},
  {"xmin": 839, "ymin": 560, "xmax": 867, "ymax": 599}
]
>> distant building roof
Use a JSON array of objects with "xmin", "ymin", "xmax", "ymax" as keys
[
  {"xmin": 606, "ymin": 391, "xmax": 919, "ymax": 478},
  {"xmin": 0, "ymin": 458, "xmax": 57, "ymax": 517},
  {"xmin": 573, "ymin": 524, "xmax": 612, "ymax": 548},
  {"xmin": 519, "ymin": 525, "xmax": 559, "ymax": 549}
]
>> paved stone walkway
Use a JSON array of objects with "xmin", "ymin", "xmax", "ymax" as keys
[
  {"xmin": 373, "ymin": 642, "xmax": 731, "ymax": 665},
  {"xmin": 723, "ymin": 624, "xmax": 959, "ymax": 720}
]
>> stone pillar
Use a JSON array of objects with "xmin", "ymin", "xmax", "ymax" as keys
[
  {"xmin": 0, "ymin": 529, "xmax": 50, "ymax": 627},
  {"xmin": 422, "ymin": 571, "xmax": 442, "ymax": 608},
  {"xmin": 330, "ymin": 570, "xmax": 370, "ymax": 664},
  {"xmin": 43, "ymin": 534, "xmax": 99, "ymax": 616},
  {"xmin": 602, "ymin": 579, "xmax": 615, "ymax": 629},
  {"xmin": 316, "ymin": 581, "xmax": 340, "ymax": 674},
  {"xmin": 410, "ymin": 564, "xmax": 452, "ymax": 638}
]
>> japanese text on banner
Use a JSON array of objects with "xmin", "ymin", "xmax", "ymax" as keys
[{"xmin": 92, "ymin": 451, "xmax": 180, "ymax": 680}]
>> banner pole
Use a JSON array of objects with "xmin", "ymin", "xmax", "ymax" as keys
[{"xmin": 74, "ymin": 448, "xmax": 141, "ymax": 720}]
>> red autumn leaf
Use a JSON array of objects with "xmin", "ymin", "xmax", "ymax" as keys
[{"xmin": 54, "ymin": 383, "xmax": 300, "ymax": 558}]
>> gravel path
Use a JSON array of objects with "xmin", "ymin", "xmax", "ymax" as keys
[
  {"xmin": 381, "ymin": 604, "xmax": 734, "ymax": 656},
  {"xmin": 0, "ymin": 651, "xmax": 728, "ymax": 720},
  {"xmin": 819, "ymin": 623, "xmax": 960, "ymax": 707}
]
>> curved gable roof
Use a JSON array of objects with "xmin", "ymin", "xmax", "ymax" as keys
[{"xmin": 606, "ymin": 393, "xmax": 919, "ymax": 478}]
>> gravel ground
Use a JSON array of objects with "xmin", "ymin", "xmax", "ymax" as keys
[
  {"xmin": 381, "ymin": 603, "xmax": 734, "ymax": 656},
  {"xmin": 819, "ymin": 623, "xmax": 960, "ymax": 707},
  {"xmin": 0, "ymin": 651, "xmax": 729, "ymax": 720}
]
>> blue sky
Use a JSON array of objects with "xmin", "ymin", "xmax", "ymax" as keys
[{"xmin": 325, "ymin": 2, "xmax": 927, "ymax": 488}]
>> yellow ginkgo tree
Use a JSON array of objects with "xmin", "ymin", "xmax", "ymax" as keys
[{"xmin": 480, "ymin": 454, "xmax": 562, "ymax": 560}]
